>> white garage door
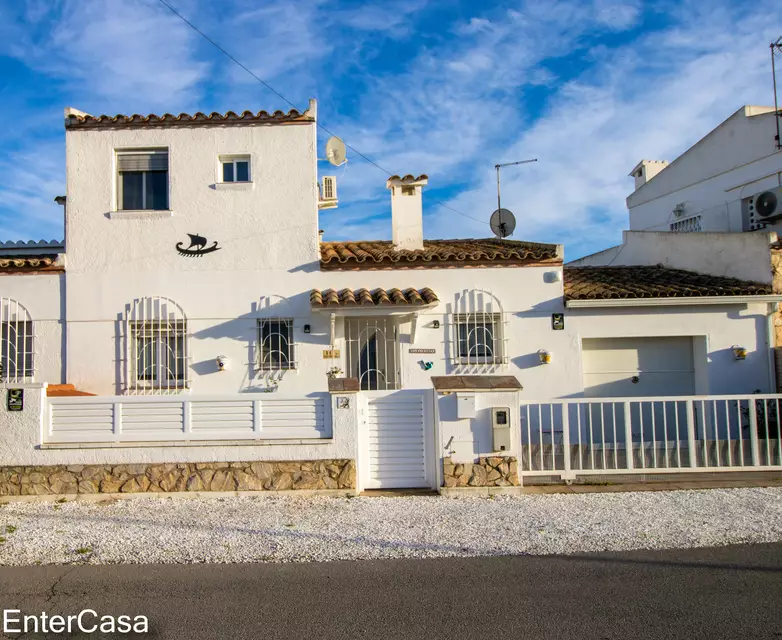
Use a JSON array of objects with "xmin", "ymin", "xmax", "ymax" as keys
[
  {"xmin": 582, "ymin": 337, "xmax": 695, "ymax": 398},
  {"xmin": 365, "ymin": 392, "xmax": 430, "ymax": 489}
]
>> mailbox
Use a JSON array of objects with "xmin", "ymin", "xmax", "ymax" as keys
[{"xmin": 456, "ymin": 393, "xmax": 476, "ymax": 419}]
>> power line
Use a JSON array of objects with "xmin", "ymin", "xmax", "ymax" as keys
[{"xmin": 156, "ymin": 0, "xmax": 489, "ymax": 228}]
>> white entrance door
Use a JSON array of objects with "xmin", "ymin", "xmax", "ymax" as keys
[
  {"xmin": 582, "ymin": 336, "xmax": 696, "ymax": 397},
  {"xmin": 361, "ymin": 390, "xmax": 434, "ymax": 489}
]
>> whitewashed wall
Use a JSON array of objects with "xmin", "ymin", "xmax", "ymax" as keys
[
  {"xmin": 570, "ymin": 302, "xmax": 774, "ymax": 396},
  {"xmin": 0, "ymin": 274, "xmax": 63, "ymax": 385},
  {"xmin": 0, "ymin": 386, "xmax": 357, "ymax": 467},
  {"xmin": 626, "ymin": 108, "xmax": 782, "ymax": 233},
  {"xmin": 436, "ymin": 391, "xmax": 521, "ymax": 464},
  {"xmin": 569, "ymin": 230, "xmax": 777, "ymax": 284}
]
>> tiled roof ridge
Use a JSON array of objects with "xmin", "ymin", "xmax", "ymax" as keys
[
  {"xmin": 320, "ymin": 238, "xmax": 560, "ymax": 269},
  {"xmin": 564, "ymin": 264, "xmax": 772, "ymax": 300},
  {"xmin": 387, "ymin": 174, "xmax": 429, "ymax": 182},
  {"xmin": 65, "ymin": 108, "xmax": 311, "ymax": 128},
  {"xmin": 310, "ymin": 287, "xmax": 439, "ymax": 308},
  {"xmin": 0, "ymin": 255, "xmax": 58, "ymax": 269},
  {"xmin": 0, "ymin": 239, "xmax": 64, "ymax": 247}
]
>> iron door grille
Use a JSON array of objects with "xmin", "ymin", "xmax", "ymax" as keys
[{"xmin": 345, "ymin": 317, "xmax": 401, "ymax": 391}]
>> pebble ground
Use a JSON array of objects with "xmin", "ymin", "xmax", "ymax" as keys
[{"xmin": 1, "ymin": 487, "xmax": 781, "ymax": 565}]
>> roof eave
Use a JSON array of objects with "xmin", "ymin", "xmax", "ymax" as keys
[
  {"xmin": 311, "ymin": 301, "xmax": 440, "ymax": 315},
  {"xmin": 566, "ymin": 295, "xmax": 782, "ymax": 308}
]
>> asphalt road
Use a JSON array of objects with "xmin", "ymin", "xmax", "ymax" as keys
[{"xmin": 1, "ymin": 544, "xmax": 782, "ymax": 639}]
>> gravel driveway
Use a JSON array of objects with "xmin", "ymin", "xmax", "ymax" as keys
[{"xmin": 1, "ymin": 488, "xmax": 782, "ymax": 566}]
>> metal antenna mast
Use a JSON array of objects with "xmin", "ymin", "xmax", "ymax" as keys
[
  {"xmin": 494, "ymin": 159, "xmax": 538, "ymax": 237},
  {"xmin": 773, "ymin": 37, "xmax": 782, "ymax": 150}
]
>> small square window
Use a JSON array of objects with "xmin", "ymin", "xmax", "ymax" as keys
[
  {"xmin": 258, "ymin": 318, "xmax": 295, "ymax": 370},
  {"xmin": 116, "ymin": 149, "xmax": 169, "ymax": 211},
  {"xmin": 220, "ymin": 156, "xmax": 251, "ymax": 183},
  {"xmin": 454, "ymin": 313, "xmax": 504, "ymax": 365}
]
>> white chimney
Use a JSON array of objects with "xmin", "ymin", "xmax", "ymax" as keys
[
  {"xmin": 387, "ymin": 174, "xmax": 428, "ymax": 251},
  {"xmin": 629, "ymin": 160, "xmax": 669, "ymax": 190}
]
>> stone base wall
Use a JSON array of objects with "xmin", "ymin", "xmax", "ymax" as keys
[
  {"xmin": 0, "ymin": 460, "xmax": 356, "ymax": 496},
  {"xmin": 442, "ymin": 456, "xmax": 519, "ymax": 488}
]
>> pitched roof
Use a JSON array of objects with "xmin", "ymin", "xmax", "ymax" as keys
[
  {"xmin": 310, "ymin": 288, "xmax": 439, "ymax": 308},
  {"xmin": 564, "ymin": 265, "xmax": 772, "ymax": 300},
  {"xmin": 65, "ymin": 108, "xmax": 312, "ymax": 130},
  {"xmin": 320, "ymin": 239, "xmax": 561, "ymax": 270}
]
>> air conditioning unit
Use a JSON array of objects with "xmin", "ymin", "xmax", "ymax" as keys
[
  {"xmin": 318, "ymin": 176, "xmax": 338, "ymax": 210},
  {"xmin": 742, "ymin": 186, "xmax": 782, "ymax": 231}
]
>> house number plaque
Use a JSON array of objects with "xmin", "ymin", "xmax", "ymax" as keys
[
  {"xmin": 7, "ymin": 389, "xmax": 23, "ymax": 412},
  {"xmin": 322, "ymin": 349, "xmax": 341, "ymax": 359}
]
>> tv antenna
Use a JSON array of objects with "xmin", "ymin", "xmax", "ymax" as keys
[
  {"xmin": 491, "ymin": 158, "xmax": 538, "ymax": 238},
  {"xmin": 324, "ymin": 136, "xmax": 348, "ymax": 166},
  {"xmin": 772, "ymin": 37, "xmax": 782, "ymax": 149}
]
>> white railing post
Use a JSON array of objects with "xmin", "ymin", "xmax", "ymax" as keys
[
  {"xmin": 624, "ymin": 400, "xmax": 634, "ymax": 470},
  {"xmin": 749, "ymin": 399, "xmax": 761, "ymax": 467},
  {"xmin": 112, "ymin": 401, "xmax": 122, "ymax": 441},
  {"xmin": 253, "ymin": 399, "xmax": 262, "ymax": 435},
  {"xmin": 686, "ymin": 400, "xmax": 697, "ymax": 468},
  {"xmin": 183, "ymin": 400, "xmax": 191, "ymax": 436},
  {"xmin": 561, "ymin": 403, "xmax": 571, "ymax": 475}
]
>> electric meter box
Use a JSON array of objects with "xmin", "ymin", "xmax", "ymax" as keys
[
  {"xmin": 492, "ymin": 407, "xmax": 511, "ymax": 452},
  {"xmin": 456, "ymin": 393, "xmax": 476, "ymax": 419}
]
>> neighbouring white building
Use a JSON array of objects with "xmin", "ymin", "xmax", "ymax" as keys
[
  {"xmin": 0, "ymin": 100, "xmax": 780, "ymax": 496},
  {"xmin": 627, "ymin": 105, "xmax": 782, "ymax": 234}
]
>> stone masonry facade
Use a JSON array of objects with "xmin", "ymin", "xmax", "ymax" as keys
[
  {"xmin": 0, "ymin": 459, "xmax": 356, "ymax": 496},
  {"xmin": 442, "ymin": 456, "xmax": 519, "ymax": 488}
]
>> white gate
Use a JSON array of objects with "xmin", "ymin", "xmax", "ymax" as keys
[{"xmin": 360, "ymin": 390, "xmax": 434, "ymax": 489}]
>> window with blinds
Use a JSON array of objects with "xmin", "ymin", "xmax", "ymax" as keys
[{"xmin": 116, "ymin": 149, "xmax": 169, "ymax": 211}]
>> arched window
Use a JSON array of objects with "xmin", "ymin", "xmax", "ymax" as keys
[
  {"xmin": 0, "ymin": 298, "xmax": 34, "ymax": 382},
  {"xmin": 448, "ymin": 290, "xmax": 507, "ymax": 372},
  {"xmin": 125, "ymin": 297, "xmax": 188, "ymax": 394}
]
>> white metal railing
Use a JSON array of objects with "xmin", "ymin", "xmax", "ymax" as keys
[
  {"xmin": 521, "ymin": 394, "xmax": 782, "ymax": 477},
  {"xmin": 45, "ymin": 394, "xmax": 330, "ymax": 444}
]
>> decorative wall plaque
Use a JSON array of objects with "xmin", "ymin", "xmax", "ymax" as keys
[
  {"xmin": 409, "ymin": 348, "xmax": 436, "ymax": 354},
  {"xmin": 551, "ymin": 313, "xmax": 564, "ymax": 330},
  {"xmin": 7, "ymin": 389, "xmax": 23, "ymax": 411},
  {"xmin": 176, "ymin": 233, "xmax": 221, "ymax": 257}
]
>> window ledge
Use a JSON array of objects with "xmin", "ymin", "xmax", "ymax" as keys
[
  {"xmin": 213, "ymin": 182, "xmax": 254, "ymax": 191},
  {"xmin": 109, "ymin": 210, "xmax": 174, "ymax": 219}
]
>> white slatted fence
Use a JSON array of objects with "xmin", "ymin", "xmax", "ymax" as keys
[{"xmin": 46, "ymin": 394, "xmax": 330, "ymax": 444}]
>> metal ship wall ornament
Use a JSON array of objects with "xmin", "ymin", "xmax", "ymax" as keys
[{"xmin": 176, "ymin": 233, "xmax": 221, "ymax": 257}]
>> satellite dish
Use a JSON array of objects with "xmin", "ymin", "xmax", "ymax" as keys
[
  {"xmin": 490, "ymin": 208, "xmax": 516, "ymax": 238},
  {"xmin": 325, "ymin": 137, "xmax": 347, "ymax": 166},
  {"xmin": 756, "ymin": 191, "xmax": 779, "ymax": 218}
]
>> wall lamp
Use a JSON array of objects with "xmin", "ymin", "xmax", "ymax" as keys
[
  {"xmin": 732, "ymin": 345, "xmax": 748, "ymax": 361},
  {"xmin": 538, "ymin": 349, "xmax": 552, "ymax": 364},
  {"xmin": 431, "ymin": 320, "xmax": 441, "ymax": 329}
]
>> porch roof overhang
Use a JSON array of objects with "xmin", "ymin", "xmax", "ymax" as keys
[
  {"xmin": 431, "ymin": 375, "xmax": 523, "ymax": 392},
  {"xmin": 310, "ymin": 288, "xmax": 440, "ymax": 315}
]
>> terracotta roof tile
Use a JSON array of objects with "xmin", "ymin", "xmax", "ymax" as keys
[
  {"xmin": 311, "ymin": 288, "xmax": 439, "ymax": 308},
  {"xmin": 387, "ymin": 174, "xmax": 429, "ymax": 183},
  {"xmin": 0, "ymin": 255, "xmax": 60, "ymax": 271},
  {"xmin": 564, "ymin": 265, "xmax": 773, "ymax": 300},
  {"xmin": 320, "ymin": 239, "xmax": 560, "ymax": 270},
  {"xmin": 65, "ymin": 108, "xmax": 312, "ymax": 130}
]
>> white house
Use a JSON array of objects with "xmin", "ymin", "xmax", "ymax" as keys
[
  {"xmin": 626, "ymin": 105, "xmax": 782, "ymax": 234},
  {"xmin": 0, "ymin": 99, "xmax": 780, "ymax": 497}
]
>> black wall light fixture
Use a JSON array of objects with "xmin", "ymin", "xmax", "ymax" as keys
[{"xmin": 303, "ymin": 324, "xmax": 311, "ymax": 334}]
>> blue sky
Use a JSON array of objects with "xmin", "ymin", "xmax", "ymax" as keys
[{"xmin": 0, "ymin": 0, "xmax": 780, "ymax": 259}]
